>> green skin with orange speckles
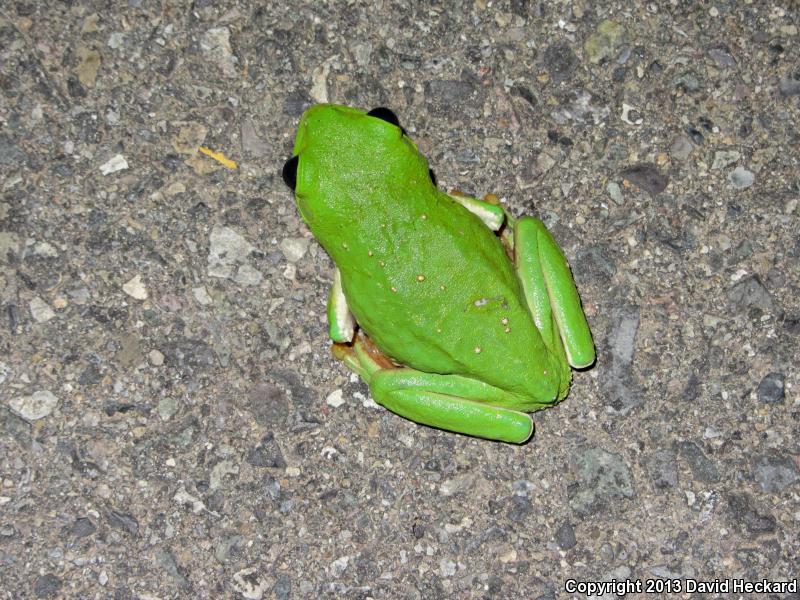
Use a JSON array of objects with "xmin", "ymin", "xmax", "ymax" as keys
[{"xmin": 284, "ymin": 104, "xmax": 595, "ymax": 443}]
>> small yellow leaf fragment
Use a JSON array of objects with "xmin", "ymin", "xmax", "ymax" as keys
[{"xmin": 198, "ymin": 146, "xmax": 237, "ymax": 170}]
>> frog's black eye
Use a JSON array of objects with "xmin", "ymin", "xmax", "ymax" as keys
[
  {"xmin": 367, "ymin": 107, "xmax": 401, "ymax": 129},
  {"xmin": 282, "ymin": 155, "xmax": 298, "ymax": 191}
]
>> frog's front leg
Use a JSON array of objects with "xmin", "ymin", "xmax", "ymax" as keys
[
  {"xmin": 334, "ymin": 335, "xmax": 534, "ymax": 444},
  {"xmin": 513, "ymin": 217, "xmax": 595, "ymax": 368},
  {"xmin": 447, "ymin": 191, "xmax": 506, "ymax": 231},
  {"xmin": 327, "ymin": 267, "xmax": 356, "ymax": 343}
]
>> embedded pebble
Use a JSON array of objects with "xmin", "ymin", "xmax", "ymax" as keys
[
  {"xmin": 279, "ymin": 237, "xmax": 310, "ymax": 263},
  {"xmin": 555, "ymin": 522, "xmax": 577, "ymax": 550},
  {"xmin": 646, "ymin": 448, "xmax": 678, "ymax": 491},
  {"xmin": 231, "ymin": 567, "xmax": 272, "ymax": 600},
  {"xmin": 233, "ymin": 263, "xmax": 263, "ymax": 286},
  {"xmin": 99, "ymin": 154, "xmax": 129, "ymax": 175},
  {"xmin": 756, "ymin": 372, "xmax": 785, "ymax": 403},
  {"xmin": 193, "ymin": 286, "xmax": 213, "ymax": 305},
  {"xmin": 0, "ymin": 232, "xmax": 21, "ymax": 260},
  {"xmin": 621, "ymin": 163, "xmax": 669, "ymax": 196},
  {"xmin": 678, "ymin": 441, "xmax": 720, "ymax": 483},
  {"xmin": 585, "ymin": 20, "xmax": 625, "ymax": 64},
  {"xmin": 330, "ymin": 555, "xmax": 349, "ymax": 578},
  {"xmin": 779, "ymin": 74, "xmax": 800, "ymax": 97},
  {"xmin": 154, "ymin": 548, "xmax": 190, "ymax": 589},
  {"xmin": 9, "ymin": 390, "xmax": 59, "ymax": 420},
  {"xmin": 33, "ymin": 241, "xmax": 59, "ymax": 257},
  {"xmin": 542, "ymin": 40, "xmax": 578, "ymax": 83},
  {"xmin": 106, "ymin": 509, "xmax": 139, "ymax": 536},
  {"xmin": 727, "ymin": 275, "xmax": 775, "ymax": 315},
  {"xmin": 70, "ymin": 517, "xmax": 96, "ymax": 539},
  {"xmin": 711, "ymin": 150, "xmax": 740, "ymax": 170},
  {"xmin": 208, "ymin": 226, "xmax": 259, "ymax": 281},
  {"xmin": 753, "ymin": 452, "xmax": 800, "ymax": 492},
  {"xmin": 727, "ymin": 493, "xmax": 776, "ymax": 535},
  {"xmin": 107, "ymin": 32, "xmax": 124, "ymax": 49},
  {"xmin": 122, "ymin": 274, "xmax": 148, "ymax": 300},
  {"xmin": 200, "ymin": 27, "xmax": 238, "ymax": 78},
  {"xmin": 606, "ymin": 181, "xmax": 623, "ymax": 205},
  {"xmin": 246, "ymin": 432, "xmax": 286, "ymax": 468},
  {"xmin": 209, "ymin": 226, "xmax": 255, "ymax": 264},
  {"xmin": 157, "ymin": 397, "xmax": 179, "ymax": 420},
  {"xmin": 326, "ymin": 389, "xmax": 345, "ymax": 408},
  {"xmin": 241, "ymin": 119, "xmax": 270, "ymax": 157},
  {"xmin": 569, "ymin": 447, "xmax": 635, "ymax": 514},
  {"xmin": 707, "ymin": 46, "xmax": 736, "ymax": 68},
  {"xmin": 210, "ymin": 459, "xmax": 238, "ymax": 490},
  {"xmin": 608, "ymin": 305, "xmax": 639, "ymax": 367},
  {"xmin": 34, "ymin": 574, "xmax": 62, "ymax": 598},
  {"xmin": 171, "ymin": 122, "xmax": 208, "ymax": 154},
  {"xmin": 439, "ymin": 558, "xmax": 457, "ymax": 577},
  {"xmin": 75, "ymin": 46, "xmax": 101, "ymax": 86},
  {"xmin": 148, "ymin": 349, "xmax": 165, "ymax": 366},
  {"xmin": 728, "ymin": 166, "xmax": 754, "ymax": 189},
  {"xmin": 29, "ymin": 297, "xmax": 56, "ymax": 322}
]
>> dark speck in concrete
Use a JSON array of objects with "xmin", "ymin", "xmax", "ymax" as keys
[
  {"xmin": 620, "ymin": 163, "xmax": 669, "ymax": 196},
  {"xmin": 756, "ymin": 372, "xmax": 785, "ymax": 403}
]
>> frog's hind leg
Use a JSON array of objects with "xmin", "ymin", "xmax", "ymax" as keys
[
  {"xmin": 333, "ymin": 335, "xmax": 534, "ymax": 444},
  {"xmin": 513, "ymin": 217, "xmax": 595, "ymax": 369},
  {"xmin": 369, "ymin": 368, "xmax": 534, "ymax": 444}
]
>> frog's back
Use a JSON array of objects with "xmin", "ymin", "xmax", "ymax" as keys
[{"xmin": 336, "ymin": 187, "xmax": 569, "ymax": 405}]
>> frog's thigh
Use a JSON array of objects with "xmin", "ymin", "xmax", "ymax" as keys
[
  {"xmin": 369, "ymin": 369, "xmax": 534, "ymax": 444},
  {"xmin": 514, "ymin": 217, "xmax": 595, "ymax": 368},
  {"xmin": 327, "ymin": 267, "xmax": 356, "ymax": 343}
]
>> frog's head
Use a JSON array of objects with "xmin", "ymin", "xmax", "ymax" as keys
[{"xmin": 281, "ymin": 104, "xmax": 434, "ymax": 207}]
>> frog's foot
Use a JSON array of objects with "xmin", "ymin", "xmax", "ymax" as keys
[
  {"xmin": 513, "ymin": 217, "xmax": 595, "ymax": 368},
  {"xmin": 334, "ymin": 334, "xmax": 534, "ymax": 444}
]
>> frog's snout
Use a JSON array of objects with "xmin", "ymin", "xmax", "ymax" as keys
[{"xmin": 282, "ymin": 155, "xmax": 298, "ymax": 191}]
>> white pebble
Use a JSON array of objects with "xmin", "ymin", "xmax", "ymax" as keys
[
  {"xmin": 148, "ymin": 349, "xmax": 164, "ymax": 366},
  {"xmin": 279, "ymin": 237, "xmax": 310, "ymax": 263},
  {"xmin": 122, "ymin": 274, "xmax": 148, "ymax": 300},
  {"xmin": 9, "ymin": 390, "xmax": 59, "ymax": 420},
  {"xmin": 99, "ymin": 154, "xmax": 129, "ymax": 175},
  {"xmin": 193, "ymin": 286, "xmax": 213, "ymax": 305},
  {"xmin": 728, "ymin": 166, "xmax": 754, "ymax": 189},
  {"xmin": 29, "ymin": 297, "xmax": 56, "ymax": 322},
  {"xmin": 326, "ymin": 389, "xmax": 345, "ymax": 408}
]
